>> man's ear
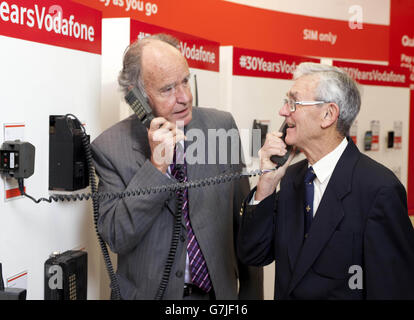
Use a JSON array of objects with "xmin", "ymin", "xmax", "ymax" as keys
[{"xmin": 321, "ymin": 103, "xmax": 340, "ymax": 129}]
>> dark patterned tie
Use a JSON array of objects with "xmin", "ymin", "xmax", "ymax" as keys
[
  {"xmin": 169, "ymin": 145, "xmax": 212, "ymax": 292},
  {"xmin": 304, "ymin": 166, "xmax": 316, "ymax": 238}
]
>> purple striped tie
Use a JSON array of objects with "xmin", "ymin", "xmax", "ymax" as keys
[{"xmin": 170, "ymin": 145, "xmax": 212, "ymax": 293}]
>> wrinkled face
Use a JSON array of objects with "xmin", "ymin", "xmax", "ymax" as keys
[
  {"xmin": 141, "ymin": 40, "xmax": 193, "ymax": 127},
  {"xmin": 279, "ymin": 74, "xmax": 326, "ymax": 149}
]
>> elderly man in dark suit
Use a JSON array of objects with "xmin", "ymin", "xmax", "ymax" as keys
[
  {"xmin": 91, "ymin": 34, "xmax": 263, "ymax": 300},
  {"xmin": 237, "ymin": 62, "xmax": 414, "ymax": 299}
]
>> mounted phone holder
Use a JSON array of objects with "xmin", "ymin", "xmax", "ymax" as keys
[
  {"xmin": 0, "ymin": 140, "xmax": 35, "ymax": 179},
  {"xmin": 49, "ymin": 115, "xmax": 89, "ymax": 191},
  {"xmin": 0, "ymin": 262, "xmax": 27, "ymax": 300},
  {"xmin": 252, "ymin": 120, "xmax": 268, "ymax": 157}
]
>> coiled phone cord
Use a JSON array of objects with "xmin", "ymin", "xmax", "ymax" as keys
[
  {"xmin": 19, "ymin": 169, "xmax": 263, "ymax": 203},
  {"xmin": 17, "ymin": 114, "xmax": 266, "ymax": 300},
  {"xmin": 80, "ymin": 120, "xmax": 122, "ymax": 301},
  {"xmin": 154, "ymin": 165, "xmax": 184, "ymax": 300}
]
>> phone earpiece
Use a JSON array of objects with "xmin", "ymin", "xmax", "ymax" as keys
[{"xmin": 125, "ymin": 87, "xmax": 154, "ymax": 129}]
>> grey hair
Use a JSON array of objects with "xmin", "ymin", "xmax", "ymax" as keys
[
  {"xmin": 118, "ymin": 33, "xmax": 180, "ymax": 97},
  {"xmin": 293, "ymin": 62, "xmax": 361, "ymax": 137}
]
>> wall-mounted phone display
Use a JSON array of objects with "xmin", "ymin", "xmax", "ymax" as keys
[
  {"xmin": 364, "ymin": 130, "xmax": 373, "ymax": 151},
  {"xmin": 394, "ymin": 121, "xmax": 402, "ymax": 149},
  {"xmin": 251, "ymin": 120, "xmax": 269, "ymax": 157},
  {"xmin": 49, "ymin": 116, "xmax": 89, "ymax": 191},
  {"xmin": 44, "ymin": 250, "xmax": 87, "ymax": 300},
  {"xmin": 387, "ymin": 131, "xmax": 395, "ymax": 148},
  {"xmin": 370, "ymin": 120, "xmax": 380, "ymax": 151}
]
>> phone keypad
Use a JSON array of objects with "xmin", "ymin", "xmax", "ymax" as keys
[{"xmin": 69, "ymin": 274, "xmax": 77, "ymax": 300}]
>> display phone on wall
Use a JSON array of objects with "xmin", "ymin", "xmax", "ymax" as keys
[
  {"xmin": 270, "ymin": 120, "xmax": 293, "ymax": 167},
  {"xmin": 125, "ymin": 87, "xmax": 154, "ymax": 128}
]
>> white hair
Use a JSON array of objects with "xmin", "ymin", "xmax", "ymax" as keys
[
  {"xmin": 294, "ymin": 62, "xmax": 361, "ymax": 137},
  {"xmin": 118, "ymin": 34, "xmax": 180, "ymax": 97}
]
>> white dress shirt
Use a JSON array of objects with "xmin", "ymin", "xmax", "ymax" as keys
[
  {"xmin": 310, "ymin": 137, "xmax": 348, "ymax": 216},
  {"xmin": 251, "ymin": 137, "xmax": 348, "ymax": 217}
]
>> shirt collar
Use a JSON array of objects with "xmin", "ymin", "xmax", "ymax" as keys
[{"xmin": 310, "ymin": 137, "xmax": 348, "ymax": 184}]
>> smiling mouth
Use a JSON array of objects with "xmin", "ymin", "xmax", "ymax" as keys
[
  {"xmin": 287, "ymin": 123, "xmax": 296, "ymax": 128},
  {"xmin": 174, "ymin": 108, "xmax": 189, "ymax": 116}
]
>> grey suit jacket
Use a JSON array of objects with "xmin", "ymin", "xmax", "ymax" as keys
[{"xmin": 91, "ymin": 107, "xmax": 263, "ymax": 300}]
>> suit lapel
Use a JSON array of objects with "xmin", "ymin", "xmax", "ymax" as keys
[
  {"xmin": 287, "ymin": 184, "xmax": 345, "ymax": 295},
  {"xmin": 184, "ymin": 109, "xmax": 206, "ymax": 222},
  {"xmin": 287, "ymin": 139, "xmax": 360, "ymax": 296},
  {"xmin": 131, "ymin": 116, "xmax": 151, "ymax": 164}
]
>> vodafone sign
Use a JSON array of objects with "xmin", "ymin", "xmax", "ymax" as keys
[
  {"xmin": 0, "ymin": 0, "xmax": 101, "ymax": 54},
  {"xmin": 390, "ymin": 0, "xmax": 414, "ymax": 87},
  {"xmin": 232, "ymin": 47, "xmax": 319, "ymax": 80},
  {"xmin": 333, "ymin": 60, "xmax": 409, "ymax": 88},
  {"xmin": 402, "ymin": 35, "xmax": 414, "ymax": 48},
  {"xmin": 130, "ymin": 19, "xmax": 219, "ymax": 72}
]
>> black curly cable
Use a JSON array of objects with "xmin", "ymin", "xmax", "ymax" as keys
[
  {"xmin": 17, "ymin": 114, "xmax": 263, "ymax": 300},
  {"xmin": 154, "ymin": 167, "xmax": 184, "ymax": 300},
  {"xmin": 76, "ymin": 115, "xmax": 122, "ymax": 301},
  {"xmin": 19, "ymin": 169, "xmax": 261, "ymax": 204}
]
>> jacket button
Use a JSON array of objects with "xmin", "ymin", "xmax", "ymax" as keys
[
  {"xmin": 175, "ymin": 270, "xmax": 183, "ymax": 278},
  {"xmin": 180, "ymin": 235, "xmax": 185, "ymax": 242}
]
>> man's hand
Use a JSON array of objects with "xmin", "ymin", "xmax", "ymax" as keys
[
  {"xmin": 255, "ymin": 131, "xmax": 295, "ymax": 201},
  {"xmin": 148, "ymin": 117, "xmax": 185, "ymax": 174}
]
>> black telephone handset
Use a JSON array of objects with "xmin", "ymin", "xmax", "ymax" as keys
[
  {"xmin": 125, "ymin": 87, "xmax": 154, "ymax": 128},
  {"xmin": 270, "ymin": 120, "xmax": 293, "ymax": 168}
]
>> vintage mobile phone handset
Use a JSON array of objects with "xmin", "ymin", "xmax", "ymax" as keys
[
  {"xmin": 124, "ymin": 87, "xmax": 154, "ymax": 129},
  {"xmin": 270, "ymin": 120, "xmax": 293, "ymax": 167}
]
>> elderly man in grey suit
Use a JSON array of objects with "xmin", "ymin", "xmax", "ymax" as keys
[{"xmin": 91, "ymin": 34, "xmax": 263, "ymax": 300}]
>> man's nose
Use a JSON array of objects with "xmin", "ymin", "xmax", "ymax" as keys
[
  {"xmin": 175, "ymin": 84, "xmax": 192, "ymax": 104},
  {"xmin": 279, "ymin": 101, "xmax": 291, "ymax": 117}
]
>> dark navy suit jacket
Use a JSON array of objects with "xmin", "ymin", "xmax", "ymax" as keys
[{"xmin": 238, "ymin": 139, "xmax": 414, "ymax": 299}]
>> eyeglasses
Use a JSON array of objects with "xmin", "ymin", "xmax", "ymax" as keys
[
  {"xmin": 283, "ymin": 98, "xmax": 328, "ymax": 112},
  {"xmin": 159, "ymin": 74, "xmax": 191, "ymax": 98}
]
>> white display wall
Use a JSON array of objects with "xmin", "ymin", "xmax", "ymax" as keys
[
  {"xmin": 355, "ymin": 85, "xmax": 409, "ymax": 187},
  {"xmin": 0, "ymin": 36, "xmax": 103, "ymax": 299}
]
